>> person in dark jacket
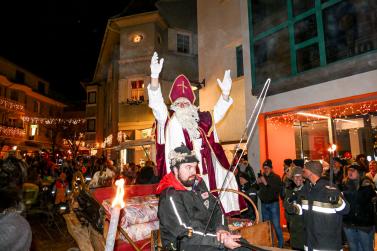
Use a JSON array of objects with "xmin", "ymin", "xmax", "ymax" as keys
[
  {"xmin": 295, "ymin": 161, "xmax": 350, "ymax": 251},
  {"xmin": 238, "ymin": 172, "xmax": 258, "ymax": 221},
  {"xmin": 342, "ymin": 163, "xmax": 376, "ymax": 251},
  {"xmin": 283, "ymin": 166, "xmax": 305, "ymax": 250},
  {"xmin": 256, "ymin": 159, "xmax": 284, "ymax": 248},
  {"xmin": 157, "ymin": 145, "xmax": 248, "ymax": 251},
  {"xmin": 135, "ymin": 165, "xmax": 160, "ymax": 184},
  {"xmin": 236, "ymin": 154, "xmax": 256, "ymax": 185}
]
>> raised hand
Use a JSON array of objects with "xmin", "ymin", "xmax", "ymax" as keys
[
  {"xmin": 150, "ymin": 52, "xmax": 164, "ymax": 79},
  {"xmin": 217, "ymin": 70, "xmax": 232, "ymax": 96}
]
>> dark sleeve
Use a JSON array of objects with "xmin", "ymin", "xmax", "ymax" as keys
[
  {"xmin": 158, "ymin": 191, "xmax": 222, "ymax": 248},
  {"xmin": 247, "ymin": 165, "xmax": 256, "ymax": 183},
  {"xmin": 283, "ymin": 189, "xmax": 301, "ymax": 215},
  {"xmin": 329, "ymin": 188, "xmax": 350, "ymax": 216},
  {"xmin": 261, "ymin": 175, "xmax": 282, "ymax": 198}
]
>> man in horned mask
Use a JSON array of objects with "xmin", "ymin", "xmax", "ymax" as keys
[{"xmin": 148, "ymin": 52, "xmax": 240, "ymax": 214}]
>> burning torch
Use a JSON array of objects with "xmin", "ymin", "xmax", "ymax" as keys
[
  {"xmin": 105, "ymin": 178, "xmax": 125, "ymax": 251},
  {"xmin": 328, "ymin": 144, "xmax": 337, "ymax": 188}
]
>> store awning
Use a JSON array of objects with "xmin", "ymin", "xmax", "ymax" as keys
[{"xmin": 117, "ymin": 138, "xmax": 154, "ymax": 150}]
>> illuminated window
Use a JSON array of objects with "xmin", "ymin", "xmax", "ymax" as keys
[
  {"xmin": 130, "ymin": 80, "xmax": 145, "ymax": 101},
  {"xmin": 30, "ymin": 124, "xmax": 38, "ymax": 136}
]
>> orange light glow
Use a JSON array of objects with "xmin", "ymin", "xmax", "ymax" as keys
[
  {"xmin": 111, "ymin": 178, "xmax": 125, "ymax": 208},
  {"xmin": 328, "ymin": 144, "xmax": 337, "ymax": 153}
]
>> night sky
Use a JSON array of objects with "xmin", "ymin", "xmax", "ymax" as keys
[{"xmin": 0, "ymin": 0, "xmax": 156, "ymax": 104}]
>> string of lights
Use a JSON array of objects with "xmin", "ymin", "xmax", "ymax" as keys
[
  {"xmin": 0, "ymin": 125, "xmax": 25, "ymax": 137},
  {"xmin": 0, "ymin": 97, "xmax": 24, "ymax": 112},
  {"xmin": 266, "ymin": 100, "xmax": 377, "ymax": 129},
  {"xmin": 22, "ymin": 116, "xmax": 86, "ymax": 125}
]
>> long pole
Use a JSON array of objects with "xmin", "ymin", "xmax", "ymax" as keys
[{"xmin": 203, "ymin": 78, "xmax": 271, "ymax": 237}]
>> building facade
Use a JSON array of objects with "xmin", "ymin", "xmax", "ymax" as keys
[
  {"xmin": 85, "ymin": 0, "xmax": 198, "ymax": 166},
  {"xmin": 197, "ymin": 0, "xmax": 377, "ymax": 175},
  {"xmin": 0, "ymin": 57, "xmax": 66, "ymax": 155}
]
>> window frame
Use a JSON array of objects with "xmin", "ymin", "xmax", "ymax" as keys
[
  {"xmin": 87, "ymin": 119, "xmax": 96, "ymax": 132},
  {"xmin": 33, "ymin": 100, "xmax": 40, "ymax": 113},
  {"xmin": 128, "ymin": 79, "xmax": 145, "ymax": 102},
  {"xmin": 236, "ymin": 45, "xmax": 244, "ymax": 77},
  {"xmin": 248, "ymin": 0, "xmax": 377, "ymax": 90},
  {"xmin": 87, "ymin": 91, "xmax": 97, "ymax": 104},
  {"xmin": 176, "ymin": 32, "xmax": 191, "ymax": 54}
]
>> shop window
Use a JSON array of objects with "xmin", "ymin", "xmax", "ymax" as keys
[
  {"xmin": 87, "ymin": 119, "xmax": 96, "ymax": 132},
  {"xmin": 293, "ymin": 0, "xmax": 314, "ymax": 16},
  {"xmin": 130, "ymin": 80, "xmax": 144, "ymax": 102},
  {"xmin": 87, "ymin": 91, "xmax": 96, "ymax": 104},
  {"xmin": 251, "ymin": 0, "xmax": 287, "ymax": 35},
  {"xmin": 296, "ymin": 44, "xmax": 320, "ymax": 72},
  {"xmin": 236, "ymin": 45, "xmax": 244, "ymax": 77},
  {"xmin": 294, "ymin": 120, "xmax": 330, "ymax": 160},
  {"xmin": 254, "ymin": 28, "xmax": 291, "ymax": 87},
  {"xmin": 294, "ymin": 15, "xmax": 317, "ymax": 44},
  {"xmin": 177, "ymin": 33, "xmax": 190, "ymax": 54},
  {"xmin": 323, "ymin": 0, "xmax": 377, "ymax": 64},
  {"xmin": 266, "ymin": 99, "xmax": 377, "ymax": 163}
]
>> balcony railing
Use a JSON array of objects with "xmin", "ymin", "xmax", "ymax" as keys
[
  {"xmin": 0, "ymin": 97, "xmax": 24, "ymax": 113},
  {"xmin": 0, "ymin": 125, "xmax": 25, "ymax": 138}
]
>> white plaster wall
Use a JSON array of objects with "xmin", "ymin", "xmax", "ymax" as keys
[
  {"xmin": 239, "ymin": 0, "xmax": 263, "ymax": 171},
  {"xmin": 197, "ymin": 0, "xmax": 246, "ymax": 142}
]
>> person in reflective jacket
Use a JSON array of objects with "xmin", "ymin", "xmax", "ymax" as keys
[
  {"xmin": 157, "ymin": 145, "xmax": 249, "ymax": 251},
  {"xmin": 290, "ymin": 160, "xmax": 350, "ymax": 251}
]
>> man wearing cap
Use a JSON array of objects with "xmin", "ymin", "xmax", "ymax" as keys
[
  {"xmin": 157, "ymin": 145, "xmax": 248, "ymax": 251},
  {"xmin": 256, "ymin": 159, "xmax": 284, "ymax": 248},
  {"xmin": 148, "ymin": 52, "xmax": 239, "ymax": 214},
  {"xmin": 293, "ymin": 161, "xmax": 349, "ymax": 251},
  {"xmin": 283, "ymin": 166, "xmax": 305, "ymax": 250}
]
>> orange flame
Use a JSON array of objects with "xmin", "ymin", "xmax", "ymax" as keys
[
  {"xmin": 327, "ymin": 144, "xmax": 337, "ymax": 153},
  {"xmin": 112, "ymin": 178, "xmax": 125, "ymax": 208}
]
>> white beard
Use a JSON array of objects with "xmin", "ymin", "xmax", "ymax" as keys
[{"xmin": 170, "ymin": 100, "xmax": 200, "ymax": 140}]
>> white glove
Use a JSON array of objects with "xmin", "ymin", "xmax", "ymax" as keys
[
  {"xmin": 150, "ymin": 52, "xmax": 164, "ymax": 79},
  {"xmin": 217, "ymin": 70, "xmax": 232, "ymax": 96}
]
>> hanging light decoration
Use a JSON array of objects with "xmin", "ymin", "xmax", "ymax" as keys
[
  {"xmin": 0, "ymin": 97, "xmax": 24, "ymax": 112},
  {"xmin": 22, "ymin": 116, "xmax": 86, "ymax": 125},
  {"xmin": 0, "ymin": 125, "xmax": 25, "ymax": 137},
  {"xmin": 266, "ymin": 99, "xmax": 377, "ymax": 129}
]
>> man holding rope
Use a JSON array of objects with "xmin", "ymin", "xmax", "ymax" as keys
[
  {"xmin": 157, "ymin": 145, "xmax": 249, "ymax": 251},
  {"xmin": 148, "ymin": 52, "xmax": 240, "ymax": 214}
]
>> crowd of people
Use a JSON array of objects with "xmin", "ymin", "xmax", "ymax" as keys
[
  {"xmin": 0, "ymin": 149, "xmax": 162, "ymax": 250},
  {"xmin": 232, "ymin": 152, "xmax": 377, "ymax": 251},
  {"xmin": 1, "ymin": 146, "xmax": 376, "ymax": 251}
]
